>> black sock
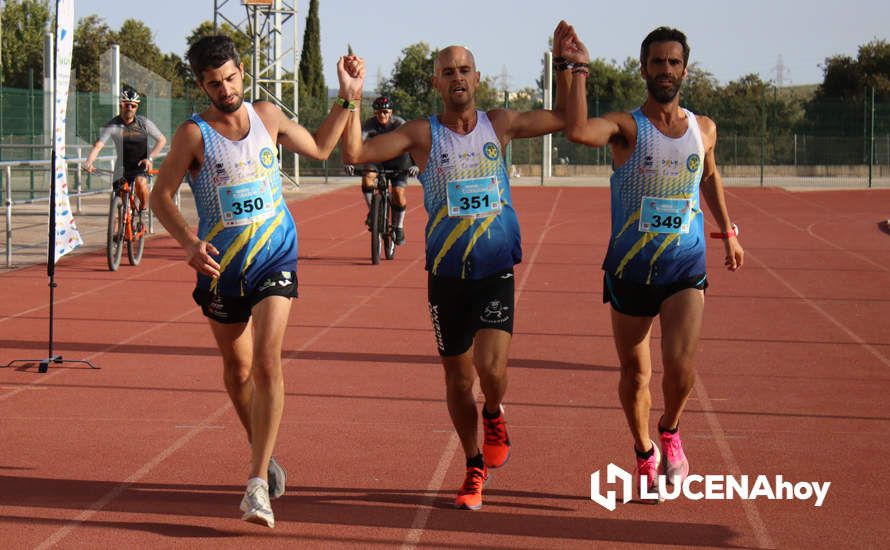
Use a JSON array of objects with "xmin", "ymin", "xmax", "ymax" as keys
[
  {"xmin": 658, "ymin": 423, "xmax": 679, "ymax": 435},
  {"xmin": 481, "ymin": 406, "xmax": 501, "ymax": 419},
  {"xmin": 634, "ymin": 445, "xmax": 655, "ymax": 460},
  {"xmin": 466, "ymin": 452, "xmax": 484, "ymax": 469}
]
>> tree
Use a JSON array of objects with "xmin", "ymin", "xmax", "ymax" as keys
[
  {"xmin": 298, "ymin": 0, "xmax": 325, "ymax": 125},
  {"xmin": 181, "ymin": 21, "xmax": 253, "ymax": 106},
  {"xmin": 379, "ymin": 42, "xmax": 438, "ymax": 121},
  {"xmin": 585, "ymin": 57, "xmax": 646, "ymax": 114},
  {"xmin": 1, "ymin": 0, "xmax": 51, "ymax": 88},
  {"xmin": 156, "ymin": 52, "xmax": 192, "ymax": 100},
  {"xmin": 72, "ymin": 15, "xmax": 115, "ymax": 92},
  {"xmin": 814, "ymin": 39, "xmax": 890, "ymax": 102},
  {"xmin": 475, "ymin": 75, "xmax": 503, "ymax": 112},
  {"xmin": 186, "ymin": 21, "xmax": 253, "ymax": 77},
  {"xmin": 116, "ymin": 19, "xmax": 162, "ymax": 76},
  {"xmin": 506, "ymin": 87, "xmax": 541, "ymax": 111},
  {"xmin": 679, "ymin": 63, "xmax": 719, "ymax": 116},
  {"xmin": 856, "ymin": 39, "xmax": 890, "ymax": 97}
]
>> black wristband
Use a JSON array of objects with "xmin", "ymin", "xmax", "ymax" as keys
[{"xmin": 555, "ymin": 61, "xmax": 588, "ymax": 72}]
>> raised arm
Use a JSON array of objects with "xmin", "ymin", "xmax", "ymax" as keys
[
  {"xmin": 560, "ymin": 22, "xmax": 622, "ymax": 147},
  {"xmin": 489, "ymin": 21, "xmax": 575, "ymax": 142},
  {"xmin": 698, "ymin": 116, "xmax": 743, "ymax": 271},
  {"xmin": 149, "ymin": 121, "xmax": 221, "ymax": 278},
  {"xmin": 270, "ymin": 55, "xmax": 365, "ymax": 160},
  {"xmin": 342, "ymin": 115, "xmax": 426, "ymax": 166}
]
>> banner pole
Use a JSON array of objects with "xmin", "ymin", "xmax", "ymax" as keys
[{"xmin": 4, "ymin": 0, "xmax": 96, "ymax": 373}]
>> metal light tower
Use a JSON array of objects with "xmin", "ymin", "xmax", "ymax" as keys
[{"xmin": 213, "ymin": 0, "xmax": 300, "ymax": 183}]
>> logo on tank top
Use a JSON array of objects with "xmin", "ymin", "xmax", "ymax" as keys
[
  {"xmin": 483, "ymin": 141, "xmax": 499, "ymax": 160},
  {"xmin": 260, "ymin": 147, "xmax": 275, "ymax": 169},
  {"xmin": 686, "ymin": 153, "xmax": 700, "ymax": 173}
]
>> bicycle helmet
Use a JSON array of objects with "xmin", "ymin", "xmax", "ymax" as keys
[
  {"xmin": 372, "ymin": 96, "xmax": 393, "ymax": 111},
  {"xmin": 119, "ymin": 89, "xmax": 141, "ymax": 104}
]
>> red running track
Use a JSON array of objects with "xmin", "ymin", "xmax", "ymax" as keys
[{"xmin": 1, "ymin": 185, "xmax": 889, "ymax": 549}]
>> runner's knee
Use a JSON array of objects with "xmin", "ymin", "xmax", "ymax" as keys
[
  {"xmin": 223, "ymin": 360, "xmax": 251, "ymax": 387},
  {"xmin": 661, "ymin": 355, "xmax": 696, "ymax": 383},
  {"xmin": 249, "ymin": 360, "xmax": 283, "ymax": 387},
  {"xmin": 443, "ymin": 366, "xmax": 475, "ymax": 394},
  {"xmin": 619, "ymin": 363, "xmax": 651, "ymax": 388}
]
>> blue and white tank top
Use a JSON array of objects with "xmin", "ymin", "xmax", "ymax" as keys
[
  {"xmin": 188, "ymin": 102, "xmax": 297, "ymax": 296},
  {"xmin": 603, "ymin": 108, "xmax": 706, "ymax": 284},
  {"xmin": 419, "ymin": 111, "xmax": 520, "ymax": 279}
]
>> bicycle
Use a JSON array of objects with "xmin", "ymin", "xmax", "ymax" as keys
[
  {"xmin": 84, "ymin": 167, "xmax": 156, "ymax": 271},
  {"xmin": 368, "ymin": 168, "xmax": 405, "ymax": 265}
]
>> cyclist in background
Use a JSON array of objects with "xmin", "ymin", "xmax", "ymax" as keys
[
  {"xmin": 347, "ymin": 96, "xmax": 417, "ymax": 245},
  {"xmin": 85, "ymin": 88, "xmax": 167, "ymax": 212}
]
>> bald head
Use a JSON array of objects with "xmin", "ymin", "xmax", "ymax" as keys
[{"xmin": 434, "ymin": 45, "xmax": 477, "ymax": 76}]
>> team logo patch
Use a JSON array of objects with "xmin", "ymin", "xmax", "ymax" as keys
[
  {"xmin": 686, "ymin": 153, "xmax": 700, "ymax": 173},
  {"xmin": 480, "ymin": 300, "xmax": 510, "ymax": 324},
  {"xmin": 259, "ymin": 147, "xmax": 275, "ymax": 168},
  {"xmin": 483, "ymin": 141, "xmax": 499, "ymax": 161}
]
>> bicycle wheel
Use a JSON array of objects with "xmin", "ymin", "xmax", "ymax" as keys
[
  {"xmin": 383, "ymin": 195, "xmax": 395, "ymax": 260},
  {"xmin": 106, "ymin": 194, "xmax": 125, "ymax": 271},
  {"xmin": 127, "ymin": 204, "xmax": 145, "ymax": 266},
  {"xmin": 370, "ymin": 193, "xmax": 383, "ymax": 265}
]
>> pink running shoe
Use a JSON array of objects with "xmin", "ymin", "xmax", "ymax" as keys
[
  {"xmin": 659, "ymin": 429, "xmax": 690, "ymax": 486},
  {"xmin": 635, "ymin": 441, "xmax": 663, "ymax": 503}
]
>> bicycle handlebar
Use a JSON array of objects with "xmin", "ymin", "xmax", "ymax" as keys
[{"xmin": 81, "ymin": 166, "xmax": 158, "ymax": 177}]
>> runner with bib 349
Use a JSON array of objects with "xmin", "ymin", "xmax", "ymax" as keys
[{"xmin": 561, "ymin": 22, "xmax": 744, "ymax": 503}]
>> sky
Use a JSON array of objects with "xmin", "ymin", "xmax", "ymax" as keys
[{"xmin": 72, "ymin": 0, "xmax": 890, "ymax": 91}]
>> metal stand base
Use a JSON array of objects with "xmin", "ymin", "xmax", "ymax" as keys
[{"xmin": 4, "ymin": 356, "xmax": 99, "ymax": 373}]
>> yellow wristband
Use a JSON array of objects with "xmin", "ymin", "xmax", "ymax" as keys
[{"xmin": 333, "ymin": 96, "xmax": 357, "ymax": 111}]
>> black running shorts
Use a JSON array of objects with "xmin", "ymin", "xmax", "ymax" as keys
[
  {"xmin": 193, "ymin": 270, "xmax": 298, "ymax": 324},
  {"xmin": 427, "ymin": 269, "xmax": 515, "ymax": 357},
  {"xmin": 603, "ymin": 271, "xmax": 707, "ymax": 317}
]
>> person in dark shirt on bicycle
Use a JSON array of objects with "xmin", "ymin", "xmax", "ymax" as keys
[
  {"xmin": 84, "ymin": 88, "xmax": 167, "ymax": 212},
  {"xmin": 347, "ymin": 96, "xmax": 417, "ymax": 245}
]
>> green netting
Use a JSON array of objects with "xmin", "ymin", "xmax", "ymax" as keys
[{"xmin": 2, "ymin": 87, "xmax": 887, "ymax": 187}]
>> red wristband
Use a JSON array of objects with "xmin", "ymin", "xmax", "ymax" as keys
[{"xmin": 710, "ymin": 223, "xmax": 739, "ymax": 239}]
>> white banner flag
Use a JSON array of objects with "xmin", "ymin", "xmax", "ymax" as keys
[{"xmin": 52, "ymin": 0, "xmax": 82, "ymax": 262}]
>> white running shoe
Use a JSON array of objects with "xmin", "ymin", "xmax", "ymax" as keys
[
  {"xmin": 240, "ymin": 478, "xmax": 274, "ymax": 528},
  {"xmin": 267, "ymin": 456, "xmax": 287, "ymax": 500}
]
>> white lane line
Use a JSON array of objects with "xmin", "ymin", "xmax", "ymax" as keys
[
  {"xmin": 697, "ymin": 191, "xmax": 888, "ymax": 547},
  {"xmin": 696, "ymin": 381, "xmax": 775, "ymax": 549},
  {"xmin": 0, "ymin": 307, "xmax": 198, "ymax": 404},
  {"xmin": 401, "ymin": 189, "xmax": 564, "ymax": 550},
  {"xmin": 36, "ymin": 212, "xmax": 425, "ymax": 547},
  {"xmin": 725, "ymin": 188, "xmax": 889, "ymax": 273},
  {"xmin": 750, "ymin": 251, "xmax": 890, "ymax": 369},
  {"xmin": 399, "ymin": 434, "xmax": 461, "ymax": 550},
  {"xmin": 3, "ymin": 187, "xmax": 367, "ymax": 325},
  {"xmin": 35, "ymin": 402, "xmax": 233, "ymax": 550},
  {"xmin": 0, "ymin": 261, "xmax": 176, "ymax": 325}
]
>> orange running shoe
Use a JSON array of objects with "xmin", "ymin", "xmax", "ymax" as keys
[
  {"xmin": 482, "ymin": 405, "xmax": 511, "ymax": 468},
  {"xmin": 454, "ymin": 466, "xmax": 488, "ymax": 510}
]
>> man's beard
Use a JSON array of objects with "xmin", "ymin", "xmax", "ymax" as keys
[
  {"xmin": 213, "ymin": 93, "xmax": 243, "ymax": 113},
  {"xmin": 646, "ymin": 75, "xmax": 682, "ymax": 104}
]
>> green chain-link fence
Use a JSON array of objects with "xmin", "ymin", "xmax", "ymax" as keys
[{"xmin": 3, "ymin": 85, "xmax": 888, "ymax": 199}]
